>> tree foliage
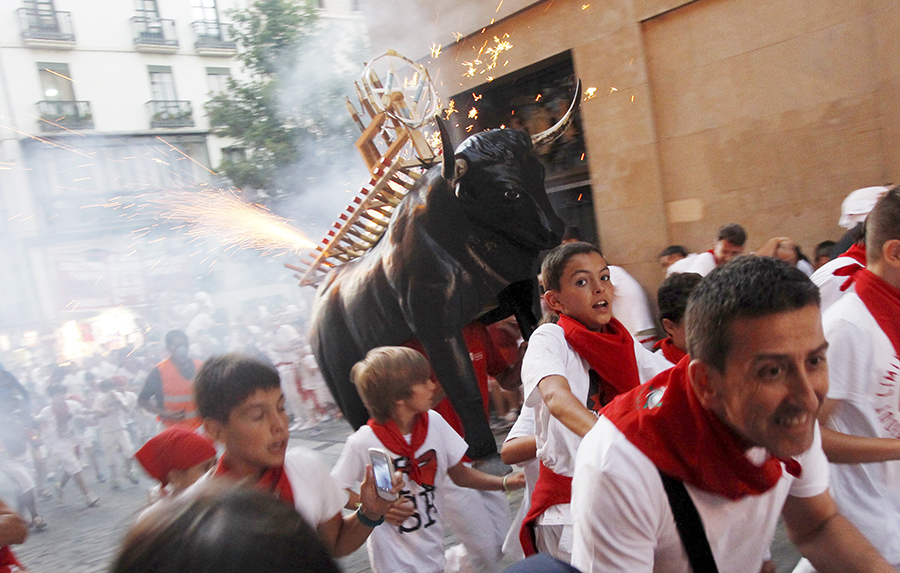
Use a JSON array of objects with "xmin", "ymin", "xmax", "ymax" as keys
[{"xmin": 206, "ymin": 0, "xmax": 362, "ymax": 202}]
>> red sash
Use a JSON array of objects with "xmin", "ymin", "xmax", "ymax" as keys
[
  {"xmin": 213, "ymin": 456, "xmax": 295, "ymax": 506},
  {"xmin": 653, "ymin": 337, "xmax": 687, "ymax": 364},
  {"xmin": 603, "ymin": 357, "xmax": 800, "ymax": 500},
  {"xmin": 557, "ymin": 315, "xmax": 640, "ymax": 400},
  {"xmin": 519, "ymin": 463, "xmax": 573, "ymax": 556},
  {"xmin": 368, "ymin": 413, "xmax": 436, "ymax": 487},
  {"xmin": 855, "ymin": 269, "xmax": 900, "ymax": 358},
  {"xmin": 833, "ymin": 243, "xmax": 867, "ymax": 292},
  {"xmin": 0, "ymin": 547, "xmax": 22, "ymax": 573}
]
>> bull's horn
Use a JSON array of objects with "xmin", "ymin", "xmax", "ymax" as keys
[
  {"xmin": 436, "ymin": 115, "xmax": 455, "ymax": 181},
  {"xmin": 530, "ymin": 79, "xmax": 582, "ymax": 149}
]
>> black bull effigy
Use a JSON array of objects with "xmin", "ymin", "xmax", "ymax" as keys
[{"xmin": 310, "ymin": 89, "xmax": 579, "ymax": 462}]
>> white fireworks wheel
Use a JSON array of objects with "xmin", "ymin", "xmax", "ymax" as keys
[{"xmin": 361, "ymin": 50, "xmax": 439, "ymax": 129}]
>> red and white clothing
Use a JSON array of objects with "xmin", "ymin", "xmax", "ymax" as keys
[
  {"xmin": 666, "ymin": 251, "xmax": 716, "ymax": 277},
  {"xmin": 571, "ymin": 417, "xmax": 829, "ymax": 572},
  {"xmin": 609, "ymin": 266, "xmax": 657, "ymax": 349},
  {"xmin": 521, "ymin": 323, "xmax": 671, "ymax": 557},
  {"xmin": 192, "ymin": 446, "xmax": 347, "ymax": 528},
  {"xmin": 331, "ymin": 411, "xmax": 468, "ymax": 573},
  {"xmin": 501, "ymin": 405, "xmax": 539, "ymax": 561},
  {"xmin": 810, "ymin": 245, "xmax": 866, "ymax": 312},
  {"xmin": 35, "ymin": 400, "xmax": 91, "ymax": 475},
  {"xmin": 822, "ymin": 288, "xmax": 900, "ymax": 566}
]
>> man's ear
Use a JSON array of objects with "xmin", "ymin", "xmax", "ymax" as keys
[
  {"xmin": 661, "ymin": 318, "xmax": 677, "ymax": 338},
  {"xmin": 687, "ymin": 359, "xmax": 720, "ymax": 410},
  {"xmin": 883, "ymin": 239, "xmax": 900, "ymax": 269},
  {"xmin": 203, "ymin": 418, "xmax": 224, "ymax": 443},
  {"xmin": 544, "ymin": 289, "xmax": 564, "ymax": 315}
]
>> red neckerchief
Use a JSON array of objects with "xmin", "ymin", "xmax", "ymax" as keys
[
  {"xmin": 213, "ymin": 455, "xmax": 295, "ymax": 506},
  {"xmin": 833, "ymin": 243, "xmax": 867, "ymax": 291},
  {"xmin": 855, "ymin": 269, "xmax": 900, "ymax": 358},
  {"xmin": 519, "ymin": 462, "xmax": 572, "ymax": 556},
  {"xmin": 603, "ymin": 357, "xmax": 801, "ymax": 500},
  {"xmin": 557, "ymin": 314, "xmax": 640, "ymax": 404},
  {"xmin": 368, "ymin": 413, "xmax": 436, "ymax": 487},
  {"xmin": 0, "ymin": 547, "xmax": 22, "ymax": 573},
  {"xmin": 707, "ymin": 248, "xmax": 721, "ymax": 266},
  {"xmin": 653, "ymin": 337, "xmax": 687, "ymax": 364}
]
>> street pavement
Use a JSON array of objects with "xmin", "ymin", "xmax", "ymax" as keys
[{"xmin": 11, "ymin": 417, "xmax": 801, "ymax": 572}]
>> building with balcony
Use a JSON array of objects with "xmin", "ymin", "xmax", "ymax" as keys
[
  {"xmin": 0, "ymin": 0, "xmax": 366, "ymax": 365},
  {"xmin": 364, "ymin": 0, "xmax": 900, "ymax": 293}
]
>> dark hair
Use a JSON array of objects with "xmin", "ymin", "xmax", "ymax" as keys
[
  {"xmin": 165, "ymin": 330, "xmax": 188, "ymax": 348},
  {"xmin": 865, "ymin": 186, "xmax": 900, "ymax": 263},
  {"xmin": 716, "ymin": 223, "xmax": 747, "ymax": 247},
  {"xmin": 194, "ymin": 354, "xmax": 280, "ymax": 423},
  {"xmin": 658, "ymin": 245, "xmax": 688, "ymax": 258},
  {"xmin": 814, "ymin": 240, "xmax": 836, "ymax": 261},
  {"xmin": 685, "ymin": 256, "xmax": 819, "ymax": 373},
  {"xmin": 110, "ymin": 484, "xmax": 340, "ymax": 573},
  {"xmin": 99, "ymin": 379, "xmax": 115, "ymax": 392},
  {"xmin": 541, "ymin": 241, "xmax": 604, "ymax": 292},
  {"xmin": 657, "ymin": 272, "xmax": 703, "ymax": 324},
  {"xmin": 562, "ymin": 226, "xmax": 582, "ymax": 242},
  {"xmin": 46, "ymin": 383, "xmax": 67, "ymax": 396}
]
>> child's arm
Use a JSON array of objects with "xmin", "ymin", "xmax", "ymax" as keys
[
  {"xmin": 501, "ymin": 435, "xmax": 537, "ymax": 466},
  {"xmin": 344, "ymin": 486, "xmax": 416, "ymax": 527},
  {"xmin": 538, "ymin": 375, "xmax": 598, "ymax": 438},
  {"xmin": 446, "ymin": 462, "xmax": 526, "ymax": 492}
]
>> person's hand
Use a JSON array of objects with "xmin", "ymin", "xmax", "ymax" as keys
[
  {"xmin": 358, "ymin": 466, "xmax": 403, "ymax": 520},
  {"xmin": 384, "ymin": 496, "xmax": 415, "ymax": 527},
  {"xmin": 503, "ymin": 471, "xmax": 527, "ymax": 492}
]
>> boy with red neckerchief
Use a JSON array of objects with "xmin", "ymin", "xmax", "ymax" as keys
[
  {"xmin": 571, "ymin": 256, "xmax": 891, "ymax": 572},
  {"xmin": 818, "ymin": 186, "xmax": 900, "ymax": 569},
  {"xmin": 331, "ymin": 346, "xmax": 525, "ymax": 573},
  {"xmin": 653, "ymin": 272, "xmax": 703, "ymax": 365},
  {"xmin": 519, "ymin": 241, "xmax": 671, "ymax": 560},
  {"xmin": 192, "ymin": 354, "xmax": 396, "ymax": 558}
]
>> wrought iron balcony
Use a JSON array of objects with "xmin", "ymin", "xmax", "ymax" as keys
[
  {"xmin": 17, "ymin": 8, "xmax": 75, "ymax": 45},
  {"xmin": 148, "ymin": 100, "xmax": 194, "ymax": 128},
  {"xmin": 37, "ymin": 101, "xmax": 93, "ymax": 131},
  {"xmin": 191, "ymin": 20, "xmax": 236, "ymax": 54},
  {"xmin": 131, "ymin": 16, "xmax": 178, "ymax": 51}
]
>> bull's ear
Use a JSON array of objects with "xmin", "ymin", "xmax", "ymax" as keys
[
  {"xmin": 437, "ymin": 115, "xmax": 455, "ymax": 181},
  {"xmin": 453, "ymin": 159, "xmax": 472, "ymax": 202}
]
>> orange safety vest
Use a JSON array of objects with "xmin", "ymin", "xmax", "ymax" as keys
[{"xmin": 158, "ymin": 358, "xmax": 202, "ymax": 430}]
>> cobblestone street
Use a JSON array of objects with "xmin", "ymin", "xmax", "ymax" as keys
[{"xmin": 11, "ymin": 418, "xmax": 801, "ymax": 572}]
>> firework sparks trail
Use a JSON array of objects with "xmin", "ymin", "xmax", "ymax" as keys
[{"xmin": 148, "ymin": 189, "xmax": 316, "ymax": 255}]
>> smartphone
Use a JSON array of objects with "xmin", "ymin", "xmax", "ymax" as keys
[{"xmin": 368, "ymin": 448, "xmax": 398, "ymax": 501}]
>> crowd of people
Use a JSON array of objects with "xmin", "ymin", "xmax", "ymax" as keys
[{"xmin": 1, "ymin": 183, "xmax": 899, "ymax": 573}]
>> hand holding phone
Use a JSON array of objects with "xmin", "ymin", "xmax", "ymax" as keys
[{"xmin": 368, "ymin": 448, "xmax": 399, "ymax": 501}]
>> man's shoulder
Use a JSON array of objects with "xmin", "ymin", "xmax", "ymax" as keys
[
  {"xmin": 823, "ymin": 292, "xmax": 872, "ymax": 332},
  {"xmin": 578, "ymin": 417, "xmax": 658, "ymax": 478}
]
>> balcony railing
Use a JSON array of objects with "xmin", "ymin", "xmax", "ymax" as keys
[
  {"xmin": 17, "ymin": 8, "xmax": 75, "ymax": 44},
  {"xmin": 148, "ymin": 100, "xmax": 193, "ymax": 128},
  {"xmin": 131, "ymin": 16, "xmax": 178, "ymax": 50},
  {"xmin": 37, "ymin": 100, "xmax": 93, "ymax": 131},
  {"xmin": 191, "ymin": 20, "xmax": 236, "ymax": 53}
]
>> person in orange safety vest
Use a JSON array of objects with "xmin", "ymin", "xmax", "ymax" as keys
[{"xmin": 138, "ymin": 330, "xmax": 202, "ymax": 430}]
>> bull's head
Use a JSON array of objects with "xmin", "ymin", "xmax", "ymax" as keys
[{"xmin": 436, "ymin": 81, "xmax": 579, "ymax": 252}]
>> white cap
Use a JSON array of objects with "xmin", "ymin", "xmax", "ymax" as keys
[{"xmin": 839, "ymin": 186, "xmax": 890, "ymax": 229}]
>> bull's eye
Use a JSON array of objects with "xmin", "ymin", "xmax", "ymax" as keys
[{"xmin": 504, "ymin": 189, "xmax": 521, "ymax": 200}]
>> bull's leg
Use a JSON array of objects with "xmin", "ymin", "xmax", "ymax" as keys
[
  {"xmin": 500, "ymin": 278, "xmax": 541, "ymax": 340},
  {"xmin": 311, "ymin": 320, "xmax": 370, "ymax": 430},
  {"xmin": 422, "ymin": 334, "xmax": 498, "ymax": 460}
]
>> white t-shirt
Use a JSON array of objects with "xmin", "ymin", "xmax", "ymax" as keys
[
  {"xmin": 666, "ymin": 251, "xmax": 716, "ymax": 277},
  {"xmin": 331, "ymin": 410, "xmax": 468, "ymax": 573},
  {"xmin": 571, "ymin": 417, "xmax": 829, "ymax": 573},
  {"xmin": 811, "ymin": 256, "xmax": 861, "ymax": 312},
  {"xmin": 521, "ymin": 323, "xmax": 671, "ymax": 525},
  {"xmin": 608, "ymin": 266, "xmax": 657, "ymax": 344},
  {"xmin": 92, "ymin": 391, "xmax": 127, "ymax": 433},
  {"xmin": 822, "ymin": 291, "xmax": 900, "ymax": 566},
  {"xmin": 190, "ymin": 446, "xmax": 347, "ymax": 529}
]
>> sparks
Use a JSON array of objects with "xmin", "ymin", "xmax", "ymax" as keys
[
  {"xmin": 610, "ymin": 86, "xmax": 618, "ymax": 93},
  {"xmin": 468, "ymin": 107, "xmax": 478, "ymax": 119},
  {"xmin": 584, "ymin": 87, "xmax": 598, "ymax": 100},
  {"xmin": 443, "ymin": 99, "xmax": 458, "ymax": 120},
  {"xmin": 149, "ymin": 189, "xmax": 316, "ymax": 254},
  {"xmin": 430, "ymin": 43, "xmax": 442, "ymax": 59},
  {"xmin": 535, "ymin": 94, "xmax": 542, "ymax": 101},
  {"xmin": 453, "ymin": 32, "xmax": 463, "ymax": 42},
  {"xmin": 473, "ymin": 93, "xmax": 482, "ymax": 101},
  {"xmin": 582, "ymin": 4, "xmax": 590, "ymax": 9}
]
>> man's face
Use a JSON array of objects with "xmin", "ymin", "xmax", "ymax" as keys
[
  {"xmin": 545, "ymin": 252, "xmax": 614, "ymax": 332},
  {"xmin": 206, "ymin": 387, "xmax": 289, "ymax": 477},
  {"xmin": 713, "ymin": 240, "xmax": 744, "ymax": 264},
  {"xmin": 692, "ymin": 304, "xmax": 828, "ymax": 458}
]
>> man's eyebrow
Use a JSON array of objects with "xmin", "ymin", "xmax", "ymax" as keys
[
  {"xmin": 751, "ymin": 341, "xmax": 829, "ymax": 361},
  {"xmin": 569, "ymin": 265, "xmax": 609, "ymax": 276}
]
